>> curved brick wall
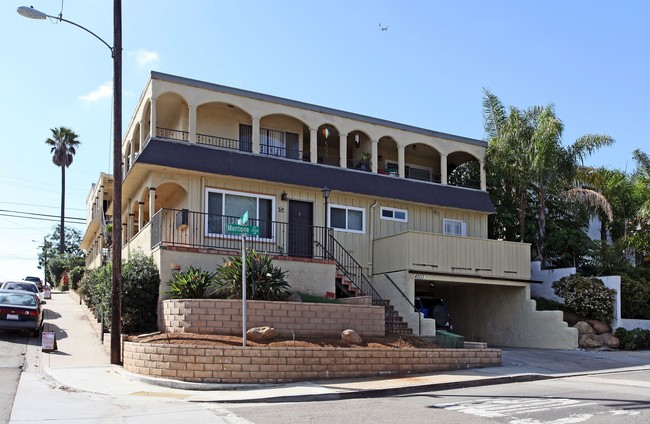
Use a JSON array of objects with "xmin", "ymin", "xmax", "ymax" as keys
[{"xmin": 123, "ymin": 342, "xmax": 501, "ymax": 383}]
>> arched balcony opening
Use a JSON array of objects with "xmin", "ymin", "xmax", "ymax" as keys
[
  {"xmin": 142, "ymin": 101, "xmax": 152, "ymax": 141},
  {"xmin": 156, "ymin": 92, "xmax": 189, "ymax": 141},
  {"xmin": 377, "ymin": 136, "xmax": 398, "ymax": 176},
  {"xmin": 316, "ymin": 124, "xmax": 340, "ymax": 167},
  {"xmin": 346, "ymin": 131, "xmax": 372, "ymax": 171},
  {"xmin": 402, "ymin": 143, "xmax": 441, "ymax": 183},
  {"xmin": 447, "ymin": 151, "xmax": 481, "ymax": 189},
  {"xmin": 196, "ymin": 102, "xmax": 252, "ymax": 152},
  {"xmin": 259, "ymin": 114, "xmax": 309, "ymax": 161},
  {"xmin": 124, "ymin": 141, "xmax": 132, "ymax": 174},
  {"xmin": 133, "ymin": 123, "xmax": 141, "ymax": 159}
]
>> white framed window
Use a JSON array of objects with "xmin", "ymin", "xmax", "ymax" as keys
[
  {"xmin": 329, "ymin": 204, "xmax": 365, "ymax": 233},
  {"xmin": 205, "ymin": 188, "xmax": 275, "ymax": 239},
  {"xmin": 380, "ymin": 207, "xmax": 408, "ymax": 223},
  {"xmin": 443, "ymin": 219, "xmax": 467, "ymax": 237}
]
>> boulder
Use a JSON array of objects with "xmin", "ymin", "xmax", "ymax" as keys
[
  {"xmin": 246, "ymin": 326, "xmax": 278, "ymax": 342},
  {"xmin": 579, "ymin": 334, "xmax": 603, "ymax": 348},
  {"xmin": 587, "ymin": 320, "xmax": 611, "ymax": 335},
  {"xmin": 574, "ymin": 321, "xmax": 595, "ymax": 335},
  {"xmin": 563, "ymin": 309, "xmax": 582, "ymax": 326},
  {"xmin": 341, "ymin": 329, "xmax": 363, "ymax": 345},
  {"xmin": 286, "ymin": 292, "xmax": 303, "ymax": 303},
  {"xmin": 601, "ymin": 333, "xmax": 620, "ymax": 349}
]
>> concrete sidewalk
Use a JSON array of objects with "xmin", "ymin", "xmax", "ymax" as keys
[{"xmin": 15, "ymin": 291, "xmax": 650, "ymax": 405}]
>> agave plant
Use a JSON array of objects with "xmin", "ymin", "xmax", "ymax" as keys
[
  {"xmin": 167, "ymin": 266, "xmax": 219, "ymax": 299},
  {"xmin": 215, "ymin": 249, "xmax": 291, "ymax": 301}
]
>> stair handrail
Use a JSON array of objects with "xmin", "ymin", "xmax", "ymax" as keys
[
  {"xmin": 319, "ymin": 233, "xmax": 383, "ymax": 303},
  {"xmin": 384, "ymin": 273, "xmax": 421, "ymax": 335}
]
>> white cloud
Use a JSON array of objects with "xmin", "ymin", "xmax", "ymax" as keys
[
  {"xmin": 135, "ymin": 49, "xmax": 160, "ymax": 69},
  {"xmin": 79, "ymin": 81, "xmax": 113, "ymax": 103}
]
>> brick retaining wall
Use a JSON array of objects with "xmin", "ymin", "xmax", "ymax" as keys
[
  {"xmin": 122, "ymin": 342, "xmax": 501, "ymax": 384},
  {"xmin": 163, "ymin": 299, "xmax": 386, "ymax": 337}
]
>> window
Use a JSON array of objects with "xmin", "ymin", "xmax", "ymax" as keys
[
  {"xmin": 443, "ymin": 219, "xmax": 467, "ymax": 237},
  {"xmin": 206, "ymin": 189, "xmax": 274, "ymax": 238},
  {"xmin": 380, "ymin": 207, "xmax": 408, "ymax": 223},
  {"xmin": 329, "ymin": 205, "xmax": 365, "ymax": 233}
]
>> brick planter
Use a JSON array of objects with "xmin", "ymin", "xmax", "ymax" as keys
[{"xmin": 123, "ymin": 342, "xmax": 501, "ymax": 384}]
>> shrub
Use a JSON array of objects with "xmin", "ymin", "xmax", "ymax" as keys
[
  {"xmin": 68, "ymin": 266, "xmax": 85, "ymax": 291},
  {"xmin": 552, "ymin": 274, "xmax": 616, "ymax": 323},
  {"xmin": 121, "ymin": 251, "xmax": 160, "ymax": 334},
  {"xmin": 214, "ymin": 249, "xmax": 291, "ymax": 301},
  {"xmin": 620, "ymin": 274, "xmax": 650, "ymax": 320},
  {"xmin": 614, "ymin": 327, "xmax": 650, "ymax": 350},
  {"xmin": 296, "ymin": 292, "xmax": 341, "ymax": 304},
  {"xmin": 167, "ymin": 266, "xmax": 218, "ymax": 299},
  {"xmin": 532, "ymin": 296, "xmax": 564, "ymax": 312}
]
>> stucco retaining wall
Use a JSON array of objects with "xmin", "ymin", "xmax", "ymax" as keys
[
  {"xmin": 163, "ymin": 299, "xmax": 386, "ymax": 337},
  {"xmin": 122, "ymin": 342, "xmax": 501, "ymax": 384}
]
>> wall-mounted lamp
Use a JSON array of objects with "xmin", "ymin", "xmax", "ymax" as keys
[{"xmin": 281, "ymin": 191, "xmax": 288, "ymax": 201}]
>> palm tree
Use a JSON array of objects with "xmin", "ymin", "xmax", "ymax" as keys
[
  {"xmin": 45, "ymin": 127, "xmax": 81, "ymax": 253},
  {"xmin": 483, "ymin": 89, "xmax": 614, "ymax": 267}
]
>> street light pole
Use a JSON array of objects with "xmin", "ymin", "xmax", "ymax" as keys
[{"xmin": 18, "ymin": 2, "xmax": 123, "ymax": 365}]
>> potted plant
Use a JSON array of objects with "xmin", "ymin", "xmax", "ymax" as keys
[{"xmin": 358, "ymin": 152, "xmax": 371, "ymax": 171}]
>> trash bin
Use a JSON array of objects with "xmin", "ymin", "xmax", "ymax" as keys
[{"xmin": 416, "ymin": 298, "xmax": 431, "ymax": 318}]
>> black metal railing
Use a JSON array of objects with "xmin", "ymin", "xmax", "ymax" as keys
[
  {"xmin": 317, "ymin": 154, "xmax": 341, "ymax": 167},
  {"xmin": 321, "ymin": 234, "xmax": 403, "ymax": 333},
  {"xmin": 346, "ymin": 158, "xmax": 372, "ymax": 172},
  {"xmin": 197, "ymin": 133, "xmax": 243, "ymax": 150},
  {"xmin": 260, "ymin": 142, "xmax": 309, "ymax": 162},
  {"xmin": 448, "ymin": 176, "xmax": 481, "ymax": 189},
  {"xmin": 150, "ymin": 208, "xmax": 328, "ymax": 259},
  {"xmin": 156, "ymin": 127, "xmax": 189, "ymax": 141}
]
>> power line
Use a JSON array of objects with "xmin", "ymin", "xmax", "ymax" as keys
[
  {"xmin": 0, "ymin": 209, "xmax": 85, "ymax": 224},
  {"xmin": 0, "ymin": 200, "xmax": 85, "ymax": 212}
]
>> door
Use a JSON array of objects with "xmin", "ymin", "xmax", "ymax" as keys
[{"xmin": 288, "ymin": 200, "xmax": 313, "ymax": 257}]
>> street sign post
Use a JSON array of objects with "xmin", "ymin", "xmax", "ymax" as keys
[{"xmin": 226, "ymin": 212, "xmax": 260, "ymax": 347}]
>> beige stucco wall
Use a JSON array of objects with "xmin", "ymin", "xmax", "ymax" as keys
[{"xmin": 435, "ymin": 282, "xmax": 578, "ymax": 349}]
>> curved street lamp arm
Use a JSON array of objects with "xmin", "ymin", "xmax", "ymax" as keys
[{"xmin": 56, "ymin": 15, "xmax": 115, "ymax": 56}]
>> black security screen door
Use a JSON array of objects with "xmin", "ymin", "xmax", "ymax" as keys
[{"xmin": 288, "ymin": 200, "xmax": 313, "ymax": 257}]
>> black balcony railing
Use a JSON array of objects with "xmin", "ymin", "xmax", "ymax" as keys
[
  {"xmin": 150, "ymin": 208, "xmax": 329, "ymax": 259},
  {"xmin": 448, "ymin": 176, "xmax": 481, "ymax": 190},
  {"xmin": 157, "ymin": 127, "xmax": 189, "ymax": 141},
  {"xmin": 197, "ymin": 133, "xmax": 240, "ymax": 150},
  {"xmin": 317, "ymin": 154, "xmax": 341, "ymax": 167},
  {"xmin": 260, "ymin": 142, "xmax": 309, "ymax": 161},
  {"xmin": 346, "ymin": 159, "xmax": 372, "ymax": 172}
]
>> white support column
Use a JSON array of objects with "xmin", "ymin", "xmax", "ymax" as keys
[
  {"xmin": 339, "ymin": 133, "xmax": 348, "ymax": 168},
  {"xmin": 480, "ymin": 159, "xmax": 487, "ymax": 191},
  {"xmin": 141, "ymin": 114, "xmax": 147, "ymax": 144},
  {"xmin": 150, "ymin": 97, "xmax": 157, "ymax": 138},
  {"xmin": 371, "ymin": 139, "xmax": 378, "ymax": 173},
  {"xmin": 252, "ymin": 116, "xmax": 260, "ymax": 154},
  {"xmin": 128, "ymin": 213, "xmax": 135, "ymax": 241},
  {"xmin": 138, "ymin": 202, "xmax": 145, "ymax": 230},
  {"xmin": 441, "ymin": 154, "xmax": 448, "ymax": 185},
  {"xmin": 188, "ymin": 104, "xmax": 197, "ymax": 143},
  {"xmin": 398, "ymin": 145, "xmax": 405, "ymax": 178},
  {"xmin": 310, "ymin": 128, "xmax": 318, "ymax": 163},
  {"xmin": 149, "ymin": 187, "xmax": 157, "ymax": 219}
]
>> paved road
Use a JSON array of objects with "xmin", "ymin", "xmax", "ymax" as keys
[
  {"xmin": 226, "ymin": 369, "xmax": 650, "ymax": 424},
  {"xmin": 0, "ymin": 329, "xmax": 34, "ymax": 424}
]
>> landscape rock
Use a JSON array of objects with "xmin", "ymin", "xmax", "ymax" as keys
[
  {"xmin": 574, "ymin": 321, "xmax": 595, "ymax": 335},
  {"xmin": 587, "ymin": 319, "xmax": 611, "ymax": 335},
  {"xmin": 601, "ymin": 333, "xmax": 620, "ymax": 349},
  {"xmin": 579, "ymin": 333, "xmax": 603, "ymax": 348},
  {"xmin": 286, "ymin": 292, "xmax": 303, "ymax": 303},
  {"xmin": 246, "ymin": 326, "xmax": 278, "ymax": 342},
  {"xmin": 563, "ymin": 309, "xmax": 582, "ymax": 326},
  {"xmin": 341, "ymin": 329, "xmax": 363, "ymax": 345}
]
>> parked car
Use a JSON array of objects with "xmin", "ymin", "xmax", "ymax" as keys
[
  {"xmin": 1, "ymin": 281, "xmax": 42, "ymax": 301},
  {"xmin": 0, "ymin": 289, "xmax": 45, "ymax": 336},
  {"xmin": 23, "ymin": 276, "xmax": 43, "ymax": 291}
]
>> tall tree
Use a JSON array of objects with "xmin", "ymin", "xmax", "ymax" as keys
[
  {"xmin": 45, "ymin": 127, "xmax": 81, "ymax": 253},
  {"xmin": 483, "ymin": 90, "xmax": 614, "ymax": 267}
]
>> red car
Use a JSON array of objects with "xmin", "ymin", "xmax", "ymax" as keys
[{"xmin": 0, "ymin": 289, "xmax": 46, "ymax": 337}]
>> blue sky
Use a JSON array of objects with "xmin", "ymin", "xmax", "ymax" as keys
[{"xmin": 1, "ymin": 1, "xmax": 648, "ymax": 280}]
